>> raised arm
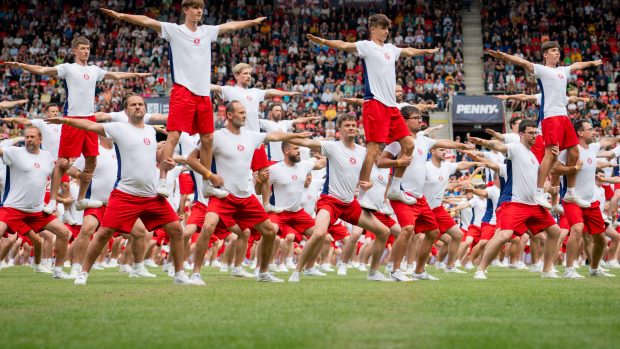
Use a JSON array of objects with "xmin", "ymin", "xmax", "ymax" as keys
[
  {"xmin": 484, "ymin": 128, "xmax": 505, "ymax": 141},
  {"xmin": 2, "ymin": 62, "xmax": 57, "ymax": 76},
  {"xmin": 598, "ymin": 137, "xmax": 620, "ymax": 149},
  {"xmin": 422, "ymin": 124, "xmax": 443, "ymax": 137},
  {"xmin": 94, "ymin": 112, "xmax": 112, "ymax": 122},
  {"xmin": 286, "ymin": 138, "xmax": 322, "ymax": 154},
  {"xmin": 569, "ymin": 60, "xmax": 603, "ymax": 72},
  {"xmin": 401, "ymin": 47, "xmax": 439, "ymax": 57},
  {"xmin": 457, "ymin": 161, "xmax": 482, "ymax": 171},
  {"xmin": 147, "ymin": 113, "xmax": 167, "ymax": 124},
  {"xmin": 341, "ymin": 97, "xmax": 363, "ymax": 106},
  {"xmin": 307, "ymin": 34, "xmax": 357, "ymax": 54},
  {"xmin": 219, "ymin": 17, "xmax": 266, "ymax": 35},
  {"xmin": 46, "ymin": 117, "xmax": 106, "ymax": 137},
  {"xmin": 2, "ymin": 117, "xmax": 33, "ymax": 126},
  {"xmin": 495, "ymin": 94, "xmax": 538, "ymax": 102},
  {"xmin": 568, "ymin": 96, "xmax": 591, "ymax": 104},
  {"xmin": 461, "ymin": 150, "xmax": 500, "ymax": 172},
  {"xmin": 265, "ymin": 89, "xmax": 300, "ymax": 98},
  {"xmin": 100, "ymin": 8, "xmax": 161, "ymax": 34},
  {"xmin": 487, "ymin": 50, "xmax": 534, "ymax": 74},
  {"xmin": 468, "ymin": 137, "xmax": 508, "ymax": 155},
  {"xmin": 313, "ymin": 154, "xmax": 327, "ymax": 170},
  {"xmin": 433, "ymin": 139, "xmax": 473, "ymax": 151},
  {"xmin": 264, "ymin": 131, "xmax": 313, "ymax": 143},
  {"xmin": 104, "ymin": 71, "xmax": 151, "ymax": 80},
  {"xmin": 292, "ymin": 116, "xmax": 322, "ymax": 125},
  {"xmin": 414, "ymin": 103, "xmax": 437, "ymax": 112},
  {"xmin": 0, "ymin": 99, "xmax": 28, "ymax": 109}
]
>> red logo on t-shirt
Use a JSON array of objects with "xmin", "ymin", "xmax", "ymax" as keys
[
  {"xmin": 112, "ymin": 155, "xmax": 117, "ymax": 160},
  {"xmin": 307, "ymin": 195, "xmax": 312, "ymax": 200},
  {"xmin": 34, "ymin": 162, "xmax": 40, "ymax": 169},
  {"xmin": 143, "ymin": 138, "xmax": 151, "ymax": 145},
  {"xmin": 237, "ymin": 144, "xmax": 245, "ymax": 151},
  {"xmin": 246, "ymin": 95, "xmax": 253, "ymax": 101},
  {"xmin": 531, "ymin": 158, "xmax": 536, "ymax": 165},
  {"xmin": 292, "ymin": 175, "xmax": 298, "ymax": 180},
  {"xmin": 384, "ymin": 53, "xmax": 391, "ymax": 60},
  {"xmin": 557, "ymin": 73, "xmax": 564, "ymax": 79},
  {"xmin": 418, "ymin": 149, "xmax": 423, "ymax": 155},
  {"xmin": 194, "ymin": 38, "xmax": 200, "ymax": 46},
  {"xmin": 349, "ymin": 157, "xmax": 357, "ymax": 165},
  {"xmin": 439, "ymin": 175, "xmax": 444, "ymax": 181},
  {"xmin": 83, "ymin": 74, "xmax": 90, "ymax": 80},
  {"xmin": 587, "ymin": 158, "xmax": 593, "ymax": 164},
  {"xmin": 378, "ymin": 175, "xmax": 384, "ymax": 181}
]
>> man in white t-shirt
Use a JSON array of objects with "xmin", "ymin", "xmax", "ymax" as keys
[
  {"xmin": 378, "ymin": 105, "xmax": 471, "ymax": 281},
  {"xmin": 287, "ymin": 114, "xmax": 394, "ymax": 282},
  {"xmin": 307, "ymin": 14, "xmax": 438, "ymax": 210},
  {"xmin": 184, "ymin": 101, "xmax": 312, "ymax": 284},
  {"xmin": 4, "ymin": 36, "xmax": 150, "ymax": 215},
  {"xmin": 488, "ymin": 42, "xmax": 602, "ymax": 209},
  {"xmin": 95, "ymin": 109, "xmax": 167, "ymax": 125},
  {"xmin": 553, "ymin": 120, "xmax": 616, "ymax": 278},
  {"xmin": 0, "ymin": 126, "xmax": 74, "ymax": 279},
  {"xmin": 469, "ymin": 120, "xmax": 562, "ymax": 279},
  {"xmin": 100, "ymin": 2, "xmax": 265, "ymax": 199},
  {"xmin": 47, "ymin": 95, "xmax": 194, "ymax": 286}
]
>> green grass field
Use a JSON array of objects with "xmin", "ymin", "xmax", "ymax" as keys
[{"xmin": 1, "ymin": 265, "xmax": 618, "ymax": 349}]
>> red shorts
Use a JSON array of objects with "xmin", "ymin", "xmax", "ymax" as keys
[
  {"xmin": 65, "ymin": 224, "xmax": 82, "ymax": 240},
  {"xmin": 603, "ymin": 185, "xmax": 614, "ymax": 201},
  {"xmin": 531, "ymin": 135, "xmax": 545, "ymax": 163},
  {"xmin": 316, "ymin": 195, "xmax": 363, "ymax": 226},
  {"xmin": 187, "ymin": 201, "xmax": 208, "ymax": 227},
  {"xmin": 558, "ymin": 214, "xmax": 570, "ymax": 230},
  {"xmin": 0, "ymin": 207, "xmax": 56, "ymax": 233},
  {"xmin": 207, "ymin": 194, "xmax": 268, "ymax": 230},
  {"xmin": 84, "ymin": 205, "xmax": 107, "ymax": 227},
  {"xmin": 167, "ymin": 83, "xmax": 214, "ymax": 134},
  {"xmin": 563, "ymin": 201, "xmax": 606, "ymax": 235},
  {"xmin": 541, "ymin": 115, "xmax": 578, "ymax": 151},
  {"xmin": 153, "ymin": 228, "xmax": 169, "ymax": 246},
  {"xmin": 101, "ymin": 189, "xmax": 179, "ymax": 234},
  {"xmin": 365, "ymin": 231, "xmax": 376, "ymax": 240},
  {"xmin": 328, "ymin": 222, "xmax": 349, "ymax": 242},
  {"xmin": 390, "ymin": 195, "xmax": 438, "ymax": 233},
  {"xmin": 362, "ymin": 99, "xmax": 410, "ymax": 144},
  {"xmin": 467, "ymin": 225, "xmax": 482, "ymax": 244},
  {"xmin": 178, "ymin": 173, "xmax": 194, "ymax": 195},
  {"xmin": 61, "ymin": 174, "xmax": 71, "ymax": 183},
  {"xmin": 386, "ymin": 234, "xmax": 395, "ymax": 247},
  {"xmin": 495, "ymin": 205, "xmax": 528, "ymax": 235},
  {"xmin": 461, "ymin": 228, "xmax": 468, "ymax": 242},
  {"xmin": 21, "ymin": 234, "xmax": 33, "ymax": 246},
  {"xmin": 58, "ymin": 116, "xmax": 99, "ymax": 158},
  {"xmin": 431, "ymin": 206, "xmax": 457, "ymax": 233},
  {"xmin": 208, "ymin": 228, "xmax": 232, "ymax": 248},
  {"xmin": 480, "ymin": 222, "xmax": 497, "ymax": 241},
  {"xmin": 497, "ymin": 202, "xmax": 556, "ymax": 236},
  {"xmin": 270, "ymin": 209, "xmax": 315, "ymax": 243},
  {"xmin": 251, "ymin": 145, "xmax": 270, "ymax": 172},
  {"xmin": 2, "ymin": 221, "xmax": 31, "ymax": 237},
  {"xmin": 371, "ymin": 211, "xmax": 397, "ymax": 228}
]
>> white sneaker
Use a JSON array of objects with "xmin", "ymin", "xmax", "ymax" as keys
[
  {"xmin": 257, "ymin": 272, "xmax": 284, "ymax": 283},
  {"xmin": 162, "ymin": 262, "xmax": 172, "ymax": 273},
  {"xmin": 358, "ymin": 264, "xmax": 368, "ymax": 272},
  {"xmin": 379, "ymin": 203, "xmax": 394, "ymax": 216},
  {"xmin": 156, "ymin": 179, "xmax": 169, "ymax": 198},
  {"xmin": 358, "ymin": 196, "xmax": 379, "ymax": 211},
  {"xmin": 563, "ymin": 193, "xmax": 591, "ymax": 208},
  {"xmin": 530, "ymin": 262, "xmax": 543, "ymax": 273},
  {"xmin": 211, "ymin": 260, "xmax": 222, "ymax": 268},
  {"xmin": 337, "ymin": 263, "xmax": 347, "ymax": 276},
  {"xmin": 455, "ymin": 260, "xmax": 462, "ymax": 268},
  {"xmin": 53, "ymin": 268, "xmax": 76, "ymax": 279},
  {"xmin": 541, "ymin": 271, "xmax": 560, "ymax": 278},
  {"xmin": 413, "ymin": 270, "xmax": 439, "ymax": 281},
  {"xmin": 464, "ymin": 262, "xmax": 474, "ymax": 270},
  {"xmin": 390, "ymin": 269, "xmax": 413, "ymax": 282},
  {"xmin": 606, "ymin": 260, "xmax": 620, "ymax": 269},
  {"xmin": 589, "ymin": 267, "xmax": 615, "ymax": 277},
  {"xmin": 285, "ymin": 260, "xmax": 296, "ymax": 269},
  {"xmin": 187, "ymin": 273, "xmax": 206, "ymax": 285},
  {"xmin": 404, "ymin": 265, "xmax": 415, "ymax": 276},
  {"xmin": 599, "ymin": 260, "xmax": 608, "ymax": 268},
  {"xmin": 445, "ymin": 266, "xmax": 467, "ymax": 274},
  {"xmin": 275, "ymin": 264, "xmax": 289, "ymax": 273},
  {"xmin": 42, "ymin": 201, "xmax": 56, "ymax": 214},
  {"xmin": 551, "ymin": 204, "xmax": 565, "ymax": 215},
  {"xmin": 385, "ymin": 262, "xmax": 394, "ymax": 274},
  {"xmin": 202, "ymin": 180, "xmax": 228, "ymax": 198},
  {"xmin": 508, "ymin": 263, "xmax": 520, "ymax": 269},
  {"xmin": 532, "ymin": 191, "xmax": 552, "ymax": 209},
  {"xmin": 367, "ymin": 270, "xmax": 394, "ymax": 282},
  {"xmin": 75, "ymin": 199, "xmax": 103, "ymax": 211},
  {"xmin": 231, "ymin": 267, "xmax": 254, "ymax": 278},
  {"xmin": 319, "ymin": 264, "xmax": 334, "ymax": 273},
  {"xmin": 220, "ymin": 264, "xmax": 229, "ymax": 273},
  {"xmin": 387, "ymin": 189, "xmax": 417, "ymax": 205},
  {"xmin": 92, "ymin": 262, "xmax": 105, "ymax": 270},
  {"xmin": 119, "ymin": 264, "xmax": 132, "ymax": 273},
  {"xmin": 107, "ymin": 259, "xmax": 119, "ymax": 268},
  {"xmin": 491, "ymin": 260, "xmax": 502, "ymax": 267},
  {"xmin": 288, "ymin": 271, "xmax": 300, "ymax": 282},
  {"xmin": 436, "ymin": 261, "xmax": 446, "ymax": 270},
  {"xmin": 69, "ymin": 264, "xmax": 81, "ymax": 277},
  {"xmin": 74, "ymin": 271, "xmax": 88, "ymax": 286},
  {"xmin": 34, "ymin": 264, "xmax": 53, "ymax": 274},
  {"xmin": 63, "ymin": 212, "xmax": 77, "ymax": 225},
  {"xmin": 173, "ymin": 272, "xmax": 199, "ymax": 285},
  {"xmin": 167, "ymin": 267, "xmax": 175, "ymax": 277},
  {"xmin": 130, "ymin": 266, "xmax": 157, "ymax": 278},
  {"xmin": 144, "ymin": 259, "xmax": 158, "ymax": 268},
  {"xmin": 264, "ymin": 203, "xmax": 284, "ymax": 213},
  {"xmin": 563, "ymin": 268, "xmax": 584, "ymax": 279},
  {"xmin": 249, "ymin": 259, "xmax": 257, "ymax": 269},
  {"xmin": 517, "ymin": 261, "xmax": 528, "ymax": 270},
  {"xmin": 473, "ymin": 270, "xmax": 487, "ymax": 279},
  {"xmin": 303, "ymin": 267, "xmax": 326, "ymax": 276}
]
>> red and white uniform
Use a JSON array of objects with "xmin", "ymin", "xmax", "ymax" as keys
[
  {"xmin": 221, "ymin": 86, "xmax": 267, "ymax": 132},
  {"xmin": 480, "ymin": 185, "xmax": 501, "ymax": 240},
  {"xmin": 366, "ymin": 165, "xmax": 397, "ymax": 229},
  {"xmin": 424, "ymin": 161, "xmax": 459, "ymax": 234},
  {"xmin": 30, "ymin": 119, "xmax": 61, "ymax": 158},
  {"xmin": 558, "ymin": 143, "xmax": 605, "ymax": 234},
  {"xmin": 56, "ymin": 63, "xmax": 107, "ymax": 117},
  {"xmin": 301, "ymin": 183, "xmax": 321, "ymax": 218},
  {"xmin": 466, "ymin": 196, "xmax": 486, "ymax": 241},
  {"xmin": 259, "ymin": 119, "xmax": 295, "ymax": 161},
  {"xmin": 110, "ymin": 111, "xmax": 153, "ymax": 124},
  {"xmin": 74, "ymin": 144, "xmax": 117, "ymax": 204}
]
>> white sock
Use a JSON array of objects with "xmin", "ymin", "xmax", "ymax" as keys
[
  {"xmin": 72, "ymin": 263, "xmax": 81, "ymax": 269},
  {"xmin": 567, "ymin": 187, "xmax": 575, "ymax": 196},
  {"xmin": 390, "ymin": 177, "xmax": 402, "ymax": 192},
  {"xmin": 48, "ymin": 199, "xmax": 57, "ymax": 207},
  {"xmin": 133, "ymin": 262, "xmax": 144, "ymax": 270}
]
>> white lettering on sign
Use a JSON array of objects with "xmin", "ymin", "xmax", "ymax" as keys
[{"xmin": 456, "ymin": 104, "xmax": 499, "ymax": 114}]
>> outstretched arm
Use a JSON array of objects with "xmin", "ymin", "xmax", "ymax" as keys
[
  {"xmin": 100, "ymin": 8, "xmax": 162, "ymax": 34},
  {"xmin": 94, "ymin": 112, "xmax": 112, "ymax": 122},
  {"xmin": 104, "ymin": 71, "xmax": 151, "ymax": 80},
  {"xmin": 0, "ymin": 99, "xmax": 28, "ymax": 109},
  {"xmin": 422, "ymin": 124, "xmax": 443, "ymax": 137},
  {"xmin": 484, "ymin": 128, "xmax": 505, "ymax": 141},
  {"xmin": 286, "ymin": 138, "xmax": 322, "ymax": 154},
  {"xmin": 468, "ymin": 137, "xmax": 509, "ymax": 154},
  {"xmin": 341, "ymin": 97, "xmax": 363, "ymax": 106},
  {"xmin": 2, "ymin": 62, "xmax": 57, "ymax": 76},
  {"xmin": 433, "ymin": 139, "xmax": 474, "ymax": 151},
  {"xmin": 457, "ymin": 161, "xmax": 482, "ymax": 171},
  {"xmin": 401, "ymin": 47, "xmax": 439, "ymax": 57},
  {"xmin": 219, "ymin": 17, "xmax": 266, "ymax": 35},
  {"xmin": 307, "ymin": 34, "xmax": 357, "ymax": 53},
  {"xmin": 265, "ymin": 89, "xmax": 300, "ymax": 98},
  {"xmin": 495, "ymin": 94, "xmax": 538, "ymax": 102},
  {"xmin": 487, "ymin": 50, "xmax": 534, "ymax": 74},
  {"xmin": 461, "ymin": 150, "xmax": 500, "ymax": 172},
  {"xmin": 569, "ymin": 60, "xmax": 603, "ymax": 72},
  {"xmin": 292, "ymin": 116, "xmax": 322, "ymax": 125},
  {"xmin": 46, "ymin": 117, "xmax": 106, "ymax": 137},
  {"xmin": 2, "ymin": 117, "xmax": 32, "ymax": 126},
  {"xmin": 567, "ymin": 96, "xmax": 590, "ymax": 104}
]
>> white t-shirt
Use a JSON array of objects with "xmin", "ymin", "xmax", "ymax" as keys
[
  {"xmin": 55, "ymin": 63, "xmax": 107, "ymax": 116},
  {"xmin": 187, "ymin": 170, "xmax": 207, "ymax": 206},
  {"xmin": 594, "ymin": 185, "xmax": 606, "ymax": 216},
  {"xmin": 174, "ymin": 132, "xmax": 199, "ymax": 157},
  {"xmin": 533, "ymin": 64, "xmax": 571, "ymax": 118},
  {"xmin": 109, "ymin": 111, "xmax": 153, "ymax": 124},
  {"xmin": 64, "ymin": 182, "xmax": 84, "ymax": 225},
  {"xmin": 260, "ymin": 119, "xmax": 294, "ymax": 161},
  {"xmin": 365, "ymin": 165, "xmax": 391, "ymax": 208},
  {"xmin": 503, "ymin": 133, "xmax": 520, "ymax": 144},
  {"xmin": 458, "ymin": 199, "xmax": 473, "ymax": 230},
  {"xmin": 483, "ymin": 151, "xmax": 505, "ymax": 181},
  {"xmin": 269, "ymin": 160, "xmax": 315, "ymax": 211},
  {"xmin": 385, "ymin": 133, "xmax": 436, "ymax": 197},
  {"xmin": 0, "ymin": 139, "xmax": 14, "ymax": 201},
  {"xmin": 558, "ymin": 142, "xmax": 600, "ymax": 203},
  {"xmin": 481, "ymin": 185, "xmax": 501, "ymax": 225},
  {"xmin": 356, "ymin": 40, "xmax": 401, "ymax": 107},
  {"xmin": 160, "ymin": 23, "xmax": 219, "ymax": 96},
  {"xmin": 301, "ymin": 182, "xmax": 321, "ymax": 218},
  {"xmin": 211, "ymin": 129, "xmax": 266, "ymax": 198},
  {"xmin": 103, "ymin": 123, "xmax": 158, "ymax": 197},
  {"xmin": 165, "ymin": 166, "xmax": 184, "ymax": 211},
  {"xmin": 320, "ymin": 141, "xmax": 366, "ymax": 203},
  {"xmin": 74, "ymin": 144, "xmax": 117, "ymax": 203},
  {"xmin": 30, "ymin": 119, "xmax": 61, "ymax": 158},
  {"xmin": 504, "ymin": 142, "xmax": 540, "ymax": 205},
  {"xmin": 396, "ymin": 102, "xmax": 413, "ymax": 110},
  {"xmin": 1, "ymin": 147, "xmax": 54, "ymax": 212},
  {"xmin": 221, "ymin": 86, "xmax": 267, "ymax": 132},
  {"xmin": 469, "ymin": 196, "xmax": 487, "ymax": 226},
  {"xmin": 424, "ymin": 161, "xmax": 458, "ymax": 209}
]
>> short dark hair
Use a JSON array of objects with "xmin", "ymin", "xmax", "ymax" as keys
[
  {"xmin": 337, "ymin": 113, "xmax": 357, "ymax": 128},
  {"xmin": 43, "ymin": 103, "xmax": 58, "ymax": 112},
  {"xmin": 518, "ymin": 119, "xmax": 537, "ymax": 133},
  {"xmin": 226, "ymin": 100, "xmax": 242, "ymax": 115},
  {"xmin": 573, "ymin": 119, "xmax": 591, "ymax": 134},
  {"xmin": 541, "ymin": 41, "xmax": 560, "ymax": 54},
  {"xmin": 71, "ymin": 36, "xmax": 90, "ymax": 49},
  {"xmin": 182, "ymin": 0, "xmax": 204, "ymax": 8},
  {"xmin": 400, "ymin": 105, "xmax": 421, "ymax": 119},
  {"xmin": 123, "ymin": 93, "xmax": 142, "ymax": 109},
  {"xmin": 270, "ymin": 103, "xmax": 282, "ymax": 113},
  {"xmin": 281, "ymin": 141, "xmax": 291, "ymax": 152},
  {"xmin": 368, "ymin": 14, "xmax": 391, "ymax": 29},
  {"xmin": 509, "ymin": 117, "xmax": 522, "ymax": 128}
]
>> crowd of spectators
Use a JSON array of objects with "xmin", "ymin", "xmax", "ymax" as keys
[
  {"xmin": 0, "ymin": 0, "xmax": 464, "ymax": 140},
  {"xmin": 481, "ymin": 0, "xmax": 620, "ymax": 136}
]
